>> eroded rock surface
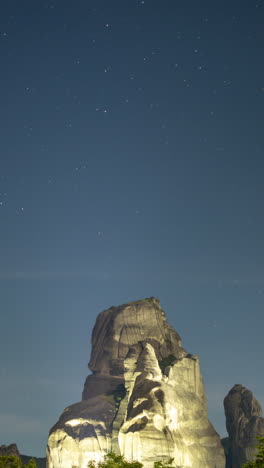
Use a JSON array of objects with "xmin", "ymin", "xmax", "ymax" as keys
[
  {"xmin": 47, "ymin": 297, "xmax": 225, "ymax": 468},
  {"xmin": 224, "ymin": 384, "xmax": 264, "ymax": 468}
]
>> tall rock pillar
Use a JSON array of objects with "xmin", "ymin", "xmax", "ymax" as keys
[
  {"xmin": 47, "ymin": 297, "xmax": 225, "ymax": 468},
  {"xmin": 224, "ymin": 384, "xmax": 264, "ymax": 468}
]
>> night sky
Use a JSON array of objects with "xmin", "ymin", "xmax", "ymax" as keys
[{"xmin": 0, "ymin": 0, "xmax": 264, "ymax": 458}]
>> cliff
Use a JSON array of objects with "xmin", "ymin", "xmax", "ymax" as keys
[{"xmin": 47, "ymin": 297, "xmax": 225, "ymax": 468}]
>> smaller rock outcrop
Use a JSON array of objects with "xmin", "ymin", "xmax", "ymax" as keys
[
  {"xmin": 0, "ymin": 443, "xmax": 46, "ymax": 468},
  {"xmin": 224, "ymin": 384, "xmax": 264, "ymax": 468},
  {"xmin": 0, "ymin": 444, "xmax": 20, "ymax": 458}
]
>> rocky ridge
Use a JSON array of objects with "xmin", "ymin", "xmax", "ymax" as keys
[{"xmin": 0, "ymin": 444, "xmax": 20, "ymax": 458}]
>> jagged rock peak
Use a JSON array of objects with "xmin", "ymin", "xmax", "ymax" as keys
[
  {"xmin": 88, "ymin": 297, "xmax": 186, "ymax": 377},
  {"xmin": 0, "ymin": 444, "xmax": 20, "ymax": 458},
  {"xmin": 224, "ymin": 384, "xmax": 264, "ymax": 468}
]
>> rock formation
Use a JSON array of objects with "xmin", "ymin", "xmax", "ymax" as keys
[
  {"xmin": 0, "ymin": 443, "xmax": 20, "ymax": 458},
  {"xmin": 21, "ymin": 454, "xmax": 46, "ymax": 468},
  {"xmin": 47, "ymin": 297, "xmax": 225, "ymax": 468},
  {"xmin": 224, "ymin": 384, "xmax": 264, "ymax": 468},
  {"xmin": 0, "ymin": 444, "xmax": 46, "ymax": 468}
]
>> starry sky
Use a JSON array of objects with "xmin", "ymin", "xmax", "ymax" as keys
[{"xmin": 0, "ymin": 0, "xmax": 264, "ymax": 458}]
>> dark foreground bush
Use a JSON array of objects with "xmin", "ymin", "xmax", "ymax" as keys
[
  {"xmin": 87, "ymin": 452, "xmax": 143, "ymax": 468},
  {"xmin": 0, "ymin": 456, "xmax": 37, "ymax": 468},
  {"xmin": 242, "ymin": 437, "xmax": 264, "ymax": 468},
  {"xmin": 87, "ymin": 451, "xmax": 174, "ymax": 468}
]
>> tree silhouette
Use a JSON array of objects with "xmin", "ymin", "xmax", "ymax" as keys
[{"xmin": 242, "ymin": 437, "xmax": 264, "ymax": 468}]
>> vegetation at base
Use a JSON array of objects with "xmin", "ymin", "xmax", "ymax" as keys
[
  {"xmin": 158, "ymin": 354, "xmax": 177, "ymax": 373},
  {"xmin": 20, "ymin": 456, "xmax": 45, "ymax": 468},
  {"xmin": 0, "ymin": 456, "xmax": 37, "ymax": 468},
  {"xmin": 87, "ymin": 452, "xmax": 143, "ymax": 468},
  {"xmin": 154, "ymin": 458, "xmax": 174, "ymax": 468},
  {"xmin": 85, "ymin": 452, "xmax": 175, "ymax": 468},
  {"xmin": 242, "ymin": 437, "xmax": 264, "ymax": 468}
]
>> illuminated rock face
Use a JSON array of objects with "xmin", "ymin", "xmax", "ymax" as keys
[
  {"xmin": 47, "ymin": 297, "xmax": 225, "ymax": 468},
  {"xmin": 224, "ymin": 384, "xmax": 264, "ymax": 468},
  {"xmin": 119, "ymin": 344, "xmax": 225, "ymax": 468},
  {"xmin": 47, "ymin": 398, "xmax": 114, "ymax": 468}
]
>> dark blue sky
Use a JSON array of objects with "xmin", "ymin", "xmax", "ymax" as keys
[{"xmin": 0, "ymin": 0, "xmax": 263, "ymax": 457}]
